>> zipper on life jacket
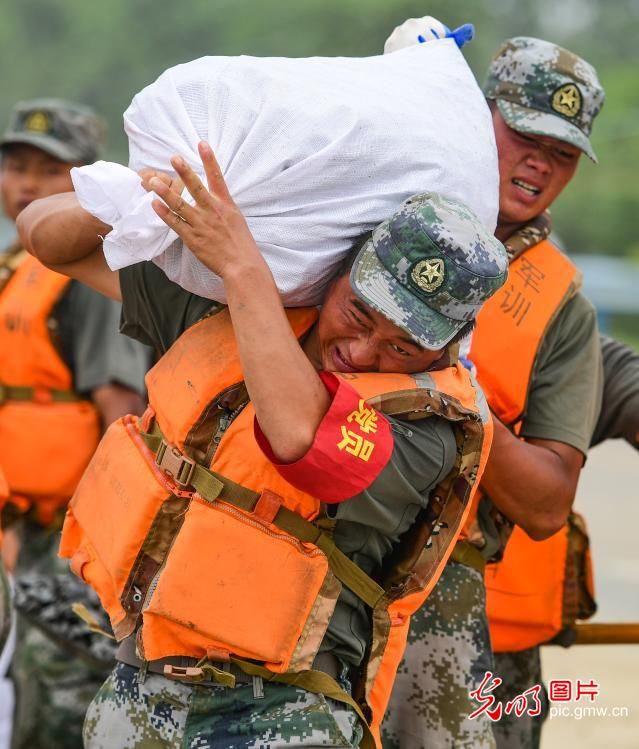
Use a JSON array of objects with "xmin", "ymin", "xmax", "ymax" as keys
[
  {"xmin": 214, "ymin": 501, "xmax": 325, "ymax": 557},
  {"xmin": 204, "ymin": 398, "xmax": 248, "ymax": 465},
  {"xmin": 142, "ymin": 531, "xmax": 181, "ymax": 613},
  {"xmin": 212, "ymin": 411, "xmax": 232, "ymax": 447}
]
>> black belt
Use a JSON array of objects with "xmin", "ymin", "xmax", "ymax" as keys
[{"xmin": 116, "ymin": 636, "xmax": 341, "ymax": 687}]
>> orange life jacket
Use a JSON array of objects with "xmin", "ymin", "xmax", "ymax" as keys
[
  {"xmin": 0, "ymin": 252, "xmax": 101, "ymax": 523},
  {"xmin": 0, "ymin": 467, "xmax": 7, "ymax": 502},
  {"xmin": 469, "ymin": 239, "xmax": 596, "ymax": 652},
  {"xmin": 59, "ymin": 306, "xmax": 492, "ymax": 748}
]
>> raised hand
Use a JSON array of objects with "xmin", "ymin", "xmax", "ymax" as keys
[{"xmin": 149, "ymin": 141, "xmax": 260, "ymax": 279}]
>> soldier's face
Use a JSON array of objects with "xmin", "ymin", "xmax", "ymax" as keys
[
  {"xmin": 492, "ymin": 108, "xmax": 581, "ymax": 229},
  {"xmin": 0, "ymin": 144, "xmax": 75, "ymax": 221},
  {"xmin": 304, "ymin": 274, "xmax": 445, "ymax": 374}
]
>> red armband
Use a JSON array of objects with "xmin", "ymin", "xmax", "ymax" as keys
[{"xmin": 254, "ymin": 372, "xmax": 393, "ymax": 503}]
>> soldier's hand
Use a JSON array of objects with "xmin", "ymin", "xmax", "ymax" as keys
[
  {"xmin": 138, "ymin": 168, "xmax": 184, "ymax": 196},
  {"xmin": 149, "ymin": 142, "xmax": 260, "ymax": 280}
]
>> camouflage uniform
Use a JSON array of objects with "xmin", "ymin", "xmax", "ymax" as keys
[
  {"xmin": 501, "ymin": 212, "xmax": 549, "ymax": 262},
  {"xmin": 383, "ymin": 36, "xmax": 605, "ymax": 749},
  {"xmin": 381, "ymin": 561, "xmax": 495, "ymax": 749},
  {"xmin": 84, "ymin": 663, "xmax": 362, "ymax": 749},
  {"xmin": 10, "ymin": 522, "xmax": 116, "ymax": 749},
  {"xmin": 484, "ymin": 38, "xmax": 605, "ymax": 749},
  {"xmin": 491, "ymin": 336, "xmax": 639, "ymax": 749},
  {"xmin": 0, "ymin": 99, "xmax": 147, "ymax": 749},
  {"xmin": 491, "ymin": 648, "xmax": 548, "ymax": 749},
  {"xmin": 80, "ymin": 193, "xmax": 507, "ymax": 749},
  {"xmin": 380, "ymin": 217, "xmax": 554, "ymax": 749}
]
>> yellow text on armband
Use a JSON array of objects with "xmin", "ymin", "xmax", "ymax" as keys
[{"xmin": 337, "ymin": 426, "xmax": 375, "ymax": 462}]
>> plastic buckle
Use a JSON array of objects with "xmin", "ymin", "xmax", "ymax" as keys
[
  {"xmin": 155, "ymin": 440, "xmax": 196, "ymax": 488},
  {"xmin": 32, "ymin": 387, "xmax": 53, "ymax": 405},
  {"xmin": 163, "ymin": 665, "xmax": 206, "ymax": 683}
]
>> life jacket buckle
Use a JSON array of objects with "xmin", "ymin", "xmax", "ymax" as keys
[
  {"xmin": 155, "ymin": 440, "xmax": 196, "ymax": 488},
  {"xmin": 163, "ymin": 664, "xmax": 206, "ymax": 682},
  {"xmin": 32, "ymin": 387, "xmax": 53, "ymax": 405}
]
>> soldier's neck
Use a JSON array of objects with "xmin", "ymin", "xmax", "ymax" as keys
[{"xmin": 495, "ymin": 218, "xmax": 525, "ymax": 243}]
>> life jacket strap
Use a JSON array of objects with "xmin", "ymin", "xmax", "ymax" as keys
[
  {"xmin": 230, "ymin": 656, "xmax": 376, "ymax": 749},
  {"xmin": 71, "ymin": 602, "xmax": 116, "ymax": 641},
  {"xmin": 139, "ymin": 423, "xmax": 386, "ymax": 610},
  {"xmin": 450, "ymin": 540, "xmax": 486, "ymax": 573},
  {"xmin": 0, "ymin": 383, "xmax": 83, "ymax": 405}
]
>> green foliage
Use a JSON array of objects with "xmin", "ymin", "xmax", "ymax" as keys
[
  {"xmin": 609, "ymin": 314, "xmax": 639, "ymax": 350},
  {"xmin": 1, "ymin": 0, "xmax": 637, "ymax": 257}
]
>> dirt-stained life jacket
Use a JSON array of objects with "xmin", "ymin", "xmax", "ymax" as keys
[
  {"xmin": 469, "ymin": 239, "xmax": 597, "ymax": 652},
  {"xmin": 60, "ymin": 306, "xmax": 492, "ymax": 749},
  {"xmin": 0, "ymin": 252, "xmax": 101, "ymax": 524}
]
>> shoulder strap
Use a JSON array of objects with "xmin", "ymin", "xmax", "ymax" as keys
[{"xmin": 139, "ymin": 422, "xmax": 386, "ymax": 610}]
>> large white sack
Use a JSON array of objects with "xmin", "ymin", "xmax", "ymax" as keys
[{"xmin": 72, "ymin": 40, "xmax": 499, "ymax": 305}]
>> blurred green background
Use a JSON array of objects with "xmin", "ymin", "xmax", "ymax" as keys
[{"xmin": 1, "ymin": 0, "xmax": 638, "ymax": 341}]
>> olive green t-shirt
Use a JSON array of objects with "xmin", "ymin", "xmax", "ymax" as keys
[
  {"xmin": 53, "ymin": 280, "xmax": 151, "ymax": 397},
  {"xmin": 516, "ymin": 290, "xmax": 602, "ymax": 454},
  {"xmin": 591, "ymin": 336, "xmax": 639, "ymax": 449},
  {"xmin": 119, "ymin": 261, "xmax": 458, "ymax": 666}
]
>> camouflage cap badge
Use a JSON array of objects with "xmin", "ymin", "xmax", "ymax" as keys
[
  {"xmin": 0, "ymin": 98, "xmax": 106, "ymax": 164},
  {"xmin": 483, "ymin": 36, "xmax": 605, "ymax": 162},
  {"xmin": 411, "ymin": 258, "xmax": 445, "ymax": 293},
  {"xmin": 350, "ymin": 193, "xmax": 508, "ymax": 351}
]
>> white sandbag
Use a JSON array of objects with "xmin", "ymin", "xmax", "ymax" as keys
[{"xmin": 72, "ymin": 39, "xmax": 499, "ymax": 305}]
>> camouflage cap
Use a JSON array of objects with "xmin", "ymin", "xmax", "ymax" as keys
[
  {"xmin": 350, "ymin": 193, "xmax": 508, "ymax": 351},
  {"xmin": 484, "ymin": 37, "xmax": 604, "ymax": 163},
  {"xmin": 0, "ymin": 98, "xmax": 105, "ymax": 164}
]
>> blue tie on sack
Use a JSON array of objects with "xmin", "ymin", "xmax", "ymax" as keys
[{"xmin": 417, "ymin": 23, "xmax": 475, "ymax": 49}]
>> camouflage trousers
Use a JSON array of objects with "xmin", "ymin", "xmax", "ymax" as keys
[
  {"xmin": 84, "ymin": 662, "xmax": 364, "ymax": 748},
  {"xmin": 381, "ymin": 560, "xmax": 496, "ymax": 749},
  {"xmin": 10, "ymin": 519, "xmax": 116, "ymax": 749},
  {"xmin": 492, "ymin": 647, "xmax": 549, "ymax": 749}
]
